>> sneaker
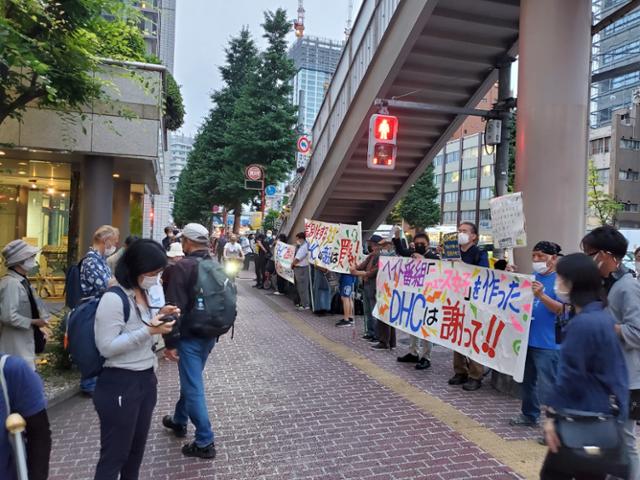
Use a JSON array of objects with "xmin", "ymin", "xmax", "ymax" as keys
[
  {"xmin": 415, "ymin": 358, "xmax": 431, "ymax": 370},
  {"xmin": 303, "ymin": 307, "xmax": 310, "ymax": 310},
  {"xmin": 181, "ymin": 441, "xmax": 216, "ymax": 459},
  {"xmin": 462, "ymin": 378, "xmax": 482, "ymax": 391},
  {"xmin": 537, "ymin": 436, "xmax": 547, "ymax": 446},
  {"xmin": 509, "ymin": 414, "xmax": 539, "ymax": 427},
  {"xmin": 298, "ymin": 306, "xmax": 306, "ymax": 311},
  {"xmin": 397, "ymin": 353, "xmax": 419, "ymax": 363},
  {"xmin": 370, "ymin": 342, "xmax": 388, "ymax": 350},
  {"xmin": 335, "ymin": 319, "xmax": 352, "ymax": 327},
  {"xmin": 362, "ymin": 334, "xmax": 375, "ymax": 340},
  {"xmin": 272, "ymin": 291, "xmax": 283, "ymax": 296},
  {"xmin": 448, "ymin": 373, "xmax": 468, "ymax": 385},
  {"xmin": 367, "ymin": 337, "xmax": 379, "ymax": 343},
  {"xmin": 162, "ymin": 415, "xmax": 187, "ymax": 438},
  {"xmin": 347, "ymin": 318, "xmax": 354, "ymax": 326}
]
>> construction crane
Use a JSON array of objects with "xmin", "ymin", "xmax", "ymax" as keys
[
  {"xmin": 294, "ymin": 0, "xmax": 305, "ymax": 38},
  {"xmin": 345, "ymin": 0, "xmax": 354, "ymax": 40}
]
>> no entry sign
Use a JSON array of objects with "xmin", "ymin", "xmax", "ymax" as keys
[{"xmin": 297, "ymin": 136, "xmax": 311, "ymax": 154}]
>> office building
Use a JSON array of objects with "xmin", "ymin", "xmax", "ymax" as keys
[
  {"xmin": 591, "ymin": 0, "xmax": 640, "ymax": 128},
  {"xmin": 588, "ymin": 96, "xmax": 640, "ymax": 229},
  {"xmin": 167, "ymin": 133, "xmax": 194, "ymax": 217}
]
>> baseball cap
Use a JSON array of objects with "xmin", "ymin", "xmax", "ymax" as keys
[
  {"xmin": 369, "ymin": 234, "xmax": 382, "ymax": 243},
  {"xmin": 177, "ymin": 223, "xmax": 209, "ymax": 244}
]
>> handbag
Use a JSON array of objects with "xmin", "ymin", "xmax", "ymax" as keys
[{"xmin": 552, "ymin": 408, "xmax": 629, "ymax": 478}]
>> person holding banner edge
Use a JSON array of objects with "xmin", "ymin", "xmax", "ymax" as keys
[
  {"xmin": 292, "ymin": 232, "xmax": 311, "ymax": 310},
  {"xmin": 509, "ymin": 241, "xmax": 563, "ymax": 428},
  {"xmin": 449, "ymin": 222, "xmax": 489, "ymax": 392},
  {"xmin": 351, "ymin": 235, "xmax": 383, "ymax": 344}
]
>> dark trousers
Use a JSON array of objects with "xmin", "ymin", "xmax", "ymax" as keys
[
  {"xmin": 255, "ymin": 256, "xmax": 266, "ymax": 286},
  {"xmin": 93, "ymin": 368, "xmax": 157, "ymax": 480},
  {"xmin": 276, "ymin": 274, "xmax": 287, "ymax": 294},
  {"xmin": 243, "ymin": 253, "xmax": 254, "ymax": 271},
  {"xmin": 377, "ymin": 321, "xmax": 396, "ymax": 348},
  {"xmin": 540, "ymin": 452, "xmax": 607, "ymax": 480}
]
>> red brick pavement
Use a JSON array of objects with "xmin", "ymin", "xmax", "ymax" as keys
[{"xmin": 48, "ymin": 279, "xmax": 524, "ymax": 480}]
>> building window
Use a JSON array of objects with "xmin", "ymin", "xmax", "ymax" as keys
[
  {"xmin": 460, "ymin": 189, "xmax": 476, "ymax": 202},
  {"xmin": 462, "ymin": 147, "xmax": 478, "ymax": 162},
  {"xmin": 623, "ymin": 203, "xmax": 639, "ymax": 212},
  {"xmin": 619, "ymin": 169, "xmax": 640, "ymax": 181},
  {"xmin": 444, "ymin": 191, "xmax": 458, "ymax": 203},
  {"xmin": 445, "ymin": 171, "xmax": 460, "ymax": 183},
  {"xmin": 620, "ymin": 138, "xmax": 640, "ymax": 151},
  {"xmin": 462, "ymin": 167, "xmax": 477, "ymax": 181},
  {"xmin": 460, "ymin": 210, "xmax": 476, "ymax": 221},
  {"xmin": 445, "ymin": 150, "xmax": 460, "ymax": 164},
  {"xmin": 481, "ymin": 164, "xmax": 493, "ymax": 177},
  {"xmin": 590, "ymin": 137, "xmax": 612, "ymax": 155},
  {"xmin": 597, "ymin": 168, "xmax": 610, "ymax": 183},
  {"xmin": 442, "ymin": 211, "xmax": 457, "ymax": 223},
  {"xmin": 480, "ymin": 187, "xmax": 494, "ymax": 199},
  {"xmin": 433, "ymin": 154, "xmax": 444, "ymax": 167},
  {"xmin": 434, "ymin": 174, "xmax": 442, "ymax": 186},
  {"xmin": 479, "ymin": 209, "xmax": 491, "ymax": 221}
]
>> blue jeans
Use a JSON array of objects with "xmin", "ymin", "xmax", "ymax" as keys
[
  {"xmin": 521, "ymin": 347, "xmax": 559, "ymax": 422},
  {"xmin": 81, "ymin": 376, "xmax": 97, "ymax": 393},
  {"xmin": 173, "ymin": 337, "xmax": 217, "ymax": 447}
]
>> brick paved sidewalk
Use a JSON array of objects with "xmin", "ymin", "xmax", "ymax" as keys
[{"xmin": 48, "ymin": 279, "xmax": 526, "ymax": 480}]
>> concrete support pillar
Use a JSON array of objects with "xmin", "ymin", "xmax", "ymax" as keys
[
  {"xmin": 80, "ymin": 156, "xmax": 114, "ymax": 253},
  {"xmin": 112, "ymin": 180, "xmax": 131, "ymax": 241},
  {"xmin": 514, "ymin": 0, "xmax": 591, "ymax": 270}
]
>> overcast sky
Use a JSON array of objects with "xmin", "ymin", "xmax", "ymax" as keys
[{"xmin": 173, "ymin": 1, "xmax": 362, "ymax": 137}]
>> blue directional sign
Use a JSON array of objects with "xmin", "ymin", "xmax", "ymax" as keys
[{"xmin": 265, "ymin": 185, "xmax": 277, "ymax": 196}]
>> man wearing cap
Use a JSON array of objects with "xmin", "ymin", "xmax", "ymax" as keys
[
  {"xmin": 161, "ymin": 223, "xmax": 217, "ymax": 459},
  {"xmin": 0, "ymin": 240, "xmax": 50, "ymax": 369},
  {"xmin": 351, "ymin": 235, "xmax": 383, "ymax": 344}
]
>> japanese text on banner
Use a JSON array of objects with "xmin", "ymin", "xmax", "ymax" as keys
[
  {"xmin": 304, "ymin": 219, "xmax": 362, "ymax": 274},
  {"xmin": 274, "ymin": 241, "xmax": 296, "ymax": 284},
  {"xmin": 373, "ymin": 257, "xmax": 534, "ymax": 382}
]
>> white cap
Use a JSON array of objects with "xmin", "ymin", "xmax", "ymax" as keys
[
  {"xmin": 177, "ymin": 223, "xmax": 209, "ymax": 244},
  {"xmin": 167, "ymin": 242, "xmax": 185, "ymax": 258}
]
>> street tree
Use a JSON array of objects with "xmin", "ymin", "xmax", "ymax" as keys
[
  {"xmin": 399, "ymin": 164, "xmax": 441, "ymax": 230},
  {"xmin": 587, "ymin": 160, "xmax": 622, "ymax": 226}
]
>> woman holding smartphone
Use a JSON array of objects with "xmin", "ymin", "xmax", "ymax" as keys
[{"xmin": 93, "ymin": 239, "xmax": 178, "ymax": 480}]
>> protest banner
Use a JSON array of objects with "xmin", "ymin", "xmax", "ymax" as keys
[
  {"xmin": 304, "ymin": 219, "xmax": 363, "ymax": 274},
  {"xmin": 274, "ymin": 240, "xmax": 295, "ymax": 284},
  {"xmin": 442, "ymin": 232, "xmax": 461, "ymax": 260},
  {"xmin": 490, "ymin": 192, "xmax": 527, "ymax": 249},
  {"xmin": 374, "ymin": 257, "xmax": 534, "ymax": 381}
]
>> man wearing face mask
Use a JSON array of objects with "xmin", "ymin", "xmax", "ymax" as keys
[
  {"xmin": 449, "ymin": 222, "xmax": 489, "ymax": 391},
  {"xmin": 582, "ymin": 225, "xmax": 640, "ymax": 480},
  {"xmin": 79, "ymin": 225, "xmax": 119, "ymax": 395},
  {"xmin": 351, "ymin": 235, "xmax": 383, "ymax": 346},
  {"xmin": 0, "ymin": 240, "xmax": 50, "ymax": 369},
  {"xmin": 162, "ymin": 223, "xmax": 218, "ymax": 459},
  {"xmin": 394, "ymin": 231, "xmax": 440, "ymax": 370},
  {"xmin": 292, "ymin": 232, "xmax": 311, "ymax": 310},
  {"xmin": 509, "ymin": 241, "xmax": 563, "ymax": 428}
]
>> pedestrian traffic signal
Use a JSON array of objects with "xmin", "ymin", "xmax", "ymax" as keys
[{"xmin": 368, "ymin": 114, "xmax": 398, "ymax": 170}]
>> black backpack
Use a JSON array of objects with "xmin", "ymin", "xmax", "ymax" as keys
[{"xmin": 186, "ymin": 257, "xmax": 237, "ymax": 338}]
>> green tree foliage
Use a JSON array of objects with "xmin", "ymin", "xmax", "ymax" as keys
[
  {"xmin": 173, "ymin": 11, "xmax": 297, "ymax": 228},
  {"xmin": 587, "ymin": 160, "xmax": 622, "ymax": 226},
  {"xmin": 399, "ymin": 164, "xmax": 441, "ymax": 230},
  {"xmin": 262, "ymin": 210, "xmax": 280, "ymax": 232},
  {"xmin": 386, "ymin": 201, "xmax": 403, "ymax": 225},
  {"xmin": 164, "ymin": 73, "xmax": 184, "ymax": 131}
]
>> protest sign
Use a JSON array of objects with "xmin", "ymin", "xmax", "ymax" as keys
[
  {"xmin": 274, "ymin": 241, "xmax": 295, "ymax": 284},
  {"xmin": 442, "ymin": 232, "xmax": 461, "ymax": 260},
  {"xmin": 304, "ymin": 219, "xmax": 362, "ymax": 274},
  {"xmin": 490, "ymin": 192, "xmax": 527, "ymax": 249},
  {"xmin": 374, "ymin": 257, "xmax": 534, "ymax": 381}
]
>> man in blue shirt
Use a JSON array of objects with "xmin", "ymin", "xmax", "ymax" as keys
[
  {"xmin": 0, "ymin": 354, "xmax": 50, "ymax": 480},
  {"xmin": 510, "ymin": 241, "xmax": 563, "ymax": 427}
]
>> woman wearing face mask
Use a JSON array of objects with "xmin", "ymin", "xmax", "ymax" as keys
[
  {"xmin": 93, "ymin": 239, "xmax": 178, "ymax": 480},
  {"xmin": 541, "ymin": 253, "xmax": 629, "ymax": 480},
  {"xmin": 0, "ymin": 240, "xmax": 50, "ymax": 369},
  {"xmin": 79, "ymin": 225, "xmax": 119, "ymax": 395},
  {"xmin": 509, "ymin": 241, "xmax": 564, "ymax": 430}
]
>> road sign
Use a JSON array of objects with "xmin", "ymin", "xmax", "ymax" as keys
[
  {"xmin": 245, "ymin": 164, "xmax": 263, "ymax": 181},
  {"xmin": 265, "ymin": 185, "xmax": 277, "ymax": 196},
  {"xmin": 297, "ymin": 136, "xmax": 311, "ymax": 154}
]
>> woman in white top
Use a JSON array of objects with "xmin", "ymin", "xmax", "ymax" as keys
[{"xmin": 93, "ymin": 239, "xmax": 178, "ymax": 480}]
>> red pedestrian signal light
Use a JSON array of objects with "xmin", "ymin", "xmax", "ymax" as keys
[{"xmin": 368, "ymin": 113, "xmax": 398, "ymax": 170}]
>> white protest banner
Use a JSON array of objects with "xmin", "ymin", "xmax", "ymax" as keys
[
  {"xmin": 374, "ymin": 257, "xmax": 534, "ymax": 381},
  {"xmin": 304, "ymin": 219, "xmax": 363, "ymax": 274},
  {"xmin": 490, "ymin": 192, "xmax": 527, "ymax": 249},
  {"xmin": 274, "ymin": 241, "xmax": 295, "ymax": 284}
]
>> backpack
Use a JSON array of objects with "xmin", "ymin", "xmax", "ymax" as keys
[
  {"xmin": 186, "ymin": 257, "xmax": 237, "ymax": 339},
  {"xmin": 64, "ymin": 257, "xmax": 86, "ymax": 309},
  {"xmin": 65, "ymin": 286, "xmax": 130, "ymax": 379}
]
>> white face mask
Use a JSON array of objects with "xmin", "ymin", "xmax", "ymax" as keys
[
  {"xmin": 532, "ymin": 262, "xmax": 548, "ymax": 274},
  {"xmin": 140, "ymin": 274, "xmax": 160, "ymax": 291},
  {"xmin": 104, "ymin": 245, "xmax": 117, "ymax": 257},
  {"xmin": 22, "ymin": 257, "xmax": 37, "ymax": 271},
  {"xmin": 554, "ymin": 282, "xmax": 571, "ymax": 304},
  {"xmin": 458, "ymin": 233, "xmax": 470, "ymax": 245}
]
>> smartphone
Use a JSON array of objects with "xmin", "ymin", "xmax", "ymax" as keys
[{"xmin": 159, "ymin": 314, "xmax": 178, "ymax": 324}]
